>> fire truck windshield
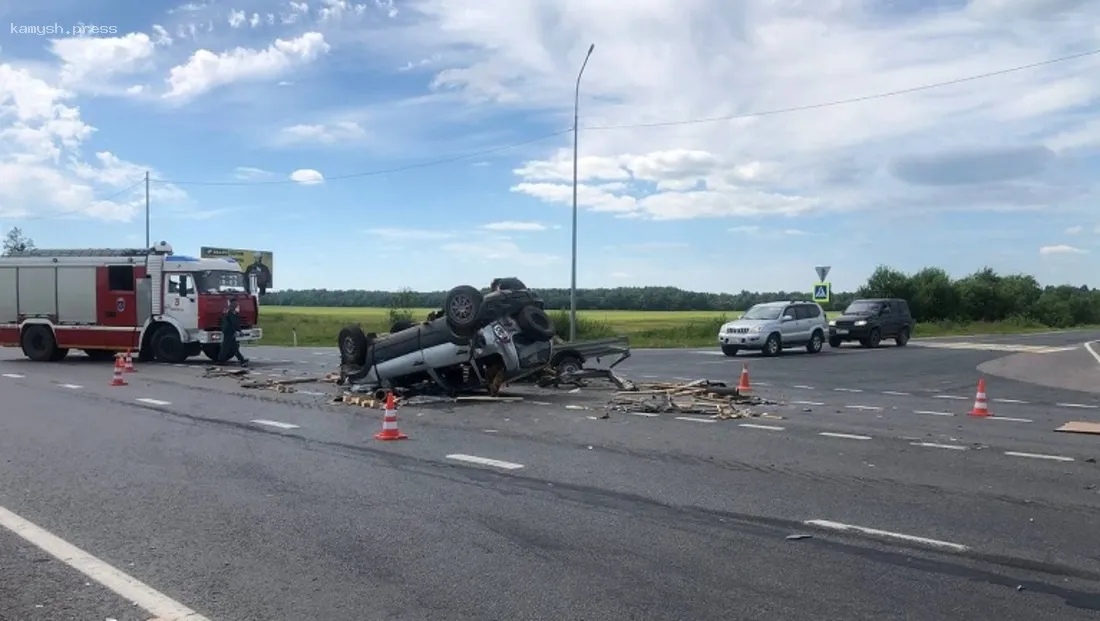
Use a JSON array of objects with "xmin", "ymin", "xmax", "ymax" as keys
[{"xmin": 195, "ymin": 270, "xmax": 247, "ymax": 294}]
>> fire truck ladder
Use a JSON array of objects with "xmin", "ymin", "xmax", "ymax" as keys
[{"xmin": 9, "ymin": 248, "xmax": 158, "ymax": 257}]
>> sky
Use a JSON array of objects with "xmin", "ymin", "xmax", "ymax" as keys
[{"xmin": 1, "ymin": 0, "xmax": 1099, "ymax": 294}]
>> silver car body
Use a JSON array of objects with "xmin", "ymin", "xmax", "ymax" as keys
[{"xmin": 717, "ymin": 301, "xmax": 829, "ymax": 353}]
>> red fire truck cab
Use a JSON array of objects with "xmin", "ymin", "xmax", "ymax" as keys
[{"xmin": 0, "ymin": 242, "xmax": 262, "ymax": 363}]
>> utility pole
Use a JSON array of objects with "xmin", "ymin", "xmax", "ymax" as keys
[
  {"xmin": 144, "ymin": 171, "xmax": 150, "ymax": 248},
  {"xmin": 569, "ymin": 43, "xmax": 595, "ymax": 342}
]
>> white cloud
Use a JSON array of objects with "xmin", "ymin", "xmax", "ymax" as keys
[
  {"xmin": 233, "ymin": 166, "xmax": 275, "ymax": 180},
  {"xmin": 442, "ymin": 239, "xmax": 560, "ymax": 266},
  {"xmin": 276, "ymin": 121, "xmax": 366, "ymax": 145},
  {"xmin": 228, "ymin": 10, "xmax": 247, "ymax": 28},
  {"xmin": 480, "ymin": 221, "xmax": 547, "ymax": 231},
  {"xmin": 319, "ymin": 0, "xmax": 369, "ymax": 22},
  {"xmin": 49, "ymin": 33, "xmax": 159, "ymax": 88},
  {"xmin": 1039, "ymin": 244, "xmax": 1087, "ymax": 255},
  {"xmin": 366, "ymin": 227, "xmax": 456, "ymax": 240},
  {"xmin": 163, "ymin": 32, "xmax": 330, "ymax": 100},
  {"xmin": 1065, "ymin": 225, "xmax": 1083, "ymax": 234},
  {"xmin": 289, "ymin": 168, "xmax": 324, "ymax": 184},
  {"xmin": 395, "ymin": 0, "xmax": 1100, "ymax": 224}
]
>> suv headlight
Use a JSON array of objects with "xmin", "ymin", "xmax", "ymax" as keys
[
  {"xmin": 854, "ymin": 320, "xmax": 867, "ymax": 326},
  {"xmin": 828, "ymin": 320, "xmax": 836, "ymax": 327},
  {"xmin": 749, "ymin": 325, "xmax": 762, "ymax": 333}
]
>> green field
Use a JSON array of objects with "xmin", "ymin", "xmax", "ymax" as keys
[{"xmin": 258, "ymin": 306, "xmax": 1071, "ymax": 348}]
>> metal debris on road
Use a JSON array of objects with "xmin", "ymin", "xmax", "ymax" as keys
[{"xmin": 606, "ymin": 379, "xmax": 779, "ymax": 419}]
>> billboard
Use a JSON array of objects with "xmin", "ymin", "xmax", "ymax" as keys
[{"xmin": 200, "ymin": 246, "xmax": 274, "ymax": 293}]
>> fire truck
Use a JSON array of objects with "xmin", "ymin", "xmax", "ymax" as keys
[{"xmin": 0, "ymin": 242, "xmax": 262, "ymax": 363}]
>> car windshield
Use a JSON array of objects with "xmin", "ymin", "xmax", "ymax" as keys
[
  {"xmin": 741, "ymin": 305, "xmax": 784, "ymax": 320},
  {"xmin": 196, "ymin": 270, "xmax": 246, "ymax": 293},
  {"xmin": 845, "ymin": 301, "xmax": 881, "ymax": 314}
]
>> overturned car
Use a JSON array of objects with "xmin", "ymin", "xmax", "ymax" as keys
[{"xmin": 337, "ymin": 279, "xmax": 558, "ymax": 396}]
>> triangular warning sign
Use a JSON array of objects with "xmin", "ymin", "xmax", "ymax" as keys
[{"xmin": 815, "ymin": 266, "xmax": 831, "ymax": 282}]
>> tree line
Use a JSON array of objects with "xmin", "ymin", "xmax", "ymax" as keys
[{"xmin": 264, "ymin": 265, "xmax": 1100, "ymax": 328}]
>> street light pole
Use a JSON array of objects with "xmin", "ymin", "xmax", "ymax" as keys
[{"xmin": 569, "ymin": 43, "xmax": 595, "ymax": 342}]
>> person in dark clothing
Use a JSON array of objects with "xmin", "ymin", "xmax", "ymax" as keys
[{"xmin": 219, "ymin": 300, "xmax": 249, "ymax": 366}]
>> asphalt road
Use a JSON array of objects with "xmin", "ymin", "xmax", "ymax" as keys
[{"xmin": 2, "ymin": 332, "xmax": 1099, "ymax": 620}]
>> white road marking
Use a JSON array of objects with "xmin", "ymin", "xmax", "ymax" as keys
[
  {"xmin": 623, "ymin": 412, "xmax": 658, "ymax": 418},
  {"xmin": 833, "ymin": 388, "xmax": 863, "ymax": 393},
  {"xmin": 988, "ymin": 416, "xmax": 1033, "ymax": 423},
  {"xmin": 819, "ymin": 432, "xmax": 872, "ymax": 440},
  {"xmin": 845, "ymin": 405, "xmax": 883, "ymax": 411},
  {"xmin": 58, "ymin": 383, "xmax": 83, "ymax": 389},
  {"xmin": 792, "ymin": 385, "xmax": 815, "ymax": 390},
  {"xmin": 753, "ymin": 381, "xmax": 772, "ymax": 387},
  {"xmin": 296, "ymin": 390, "xmax": 326, "ymax": 396},
  {"xmin": 1056, "ymin": 403, "xmax": 1098, "ymax": 409},
  {"xmin": 934, "ymin": 395, "xmax": 968, "ymax": 400},
  {"xmin": 251, "ymin": 419, "xmax": 300, "ymax": 430},
  {"xmin": 993, "ymin": 398, "xmax": 1028, "ymax": 404},
  {"xmin": 911, "ymin": 442, "xmax": 967, "ymax": 451},
  {"xmin": 1085, "ymin": 340, "xmax": 1100, "ymax": 365},
  {"xmin": 911, "ymin": 341, "xmax": 1076, "ymax": 354},
  {"xmin": 914, "ymin": 410, "xmax": 955, "ymax": 417},
  {"xmin": 445, "ymin": 454, "xmax": 525, "ymax": 470},
  {"xmin": 882, "ymin": 390, "xmax": 910, "ymax": 396},
  {"xmin": 0, "ymin": 505, "xmax": 211, "ymax": 620},
  {"xmin": 739, "ymin": 423, "xmax": 785, "ymax": 431},
  {"xmin": 135, "ymin": 398, "xmax": 171, "ymax": 406},
  {"xmin": 2, "ymin": 373, "xmax": 25, "ymax": 378},
  {"xmin": 675, "ymin": 416, "xmax": 717, "ymax": 424},
  {"xmin": 804, "ymin": 519, "xmax": 969, "ymax": 552},
  {"xmin": 792, "ymin": 400, "xmax": 825, "ymax": 406},
  {"xmin": 1004, "ymin": 451, "xmax": 1075, "ymax": 462}
]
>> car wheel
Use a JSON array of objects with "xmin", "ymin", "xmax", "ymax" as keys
[
  {"xmin": 861, "ymin": 328, "xmax": 881, "ymax": 349},
  {"xmin": 895, "ymin": 327, "xmax": 910, "ymax": 347},
  {"xmin": 516, "ymin": 306, "xmax": 556, "ymax": 341},
  {"xmin": 828, "ymin": 337, "xmax": 842, "ymax": 348},
  {"xmin": 721, "ymin": 344, "xmax": 739, "ymax": 357},
  {"xmin": 806, "ymin": 330, "xmax": 824, "ymax": 354},
  {"xmin": 21, "ymin": 325, "xmax": 57, "ymax": 362},
  {"xmin": 444, "ymin": 285, "xmax": 484, "ymax": 336},
  {"xmin": 153, "ymin": 326, "xmax": 187, "ymax": 363},
  {"xmin": 762, "ymin": 333, "xmax": 782, "ymax": 357},
  {"xmin": 555, "ymin": 355, "xmax": 583, "ymax": 377},
  {"xmin": 338, "ymin": 325, "xmax": 368, "ymax": 366}
]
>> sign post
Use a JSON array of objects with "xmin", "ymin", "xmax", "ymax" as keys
[{"xmin": 813, "ymin": 266, "xmax": 831, "ymax": 304}]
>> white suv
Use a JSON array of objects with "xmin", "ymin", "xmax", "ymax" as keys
[{"xmin": 717, "ymin": 301, "xmax": 830, "ymax": 357}]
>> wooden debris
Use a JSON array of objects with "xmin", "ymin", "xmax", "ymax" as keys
[
  {"xmin": 606, "ymin": 379, "xmax": 774, "ymax": 418},
  {"xmin": 239, "ymin": 375, "xmax": 329, "ymax": 389},
  {"xmin": 1055, "ymin": 421, "xmax": 1100, "ymax": 435}
]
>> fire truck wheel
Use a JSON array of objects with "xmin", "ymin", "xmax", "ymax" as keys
[
  {"xmin": 201, "ymin": 344, "xmax": 221, "ymax": 361},
  {"xmin": 83, "ymin": 349, "xmax": 116, "ymax": 362},
  {"xmin": 21, "ymin": 325, "xmax": 57, "ymax": 362},
  {"xmin": 152, "ymin": 326, "xmax": 187, "ymax": 363},
  {"xmin": 49, "ymin": 348, "xmax": 69, "ymax": 362}
]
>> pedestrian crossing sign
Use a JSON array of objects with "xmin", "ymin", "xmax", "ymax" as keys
[{"xmin": 813, "ymin": 282, "xmax": 831, "ymax": 303}]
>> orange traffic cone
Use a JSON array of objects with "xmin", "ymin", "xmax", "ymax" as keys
[
  {"xmin": 374, "ymin": 392, "xmax": 408, "ymax": 441},
  {"xmin": 969, "ymin": 378, "xmax": 990, "ymax": 417},
  {"xmin": 123, "ymin": 350, "xmax": 137, "ymax": 373},
  {"xmin": 109, "ymin": 357, "xmax": 128, "ymax": 387},
  {"xmin": 736, "ymin": 363, "xmax": 751, "ymax": 394}
]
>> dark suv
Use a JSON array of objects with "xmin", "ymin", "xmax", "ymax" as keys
[{"xmin": 828, "ymin": 298, "xmax": 913, "ymax": 348}]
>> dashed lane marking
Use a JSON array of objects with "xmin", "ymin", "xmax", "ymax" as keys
[
  {"xmin": 739, "ymin": 423, "xmax": 785, "ymax": 431},
  {"xmin": 445, "ymin": 454, "xmax": 525, "ymax": 470},
  {"xmin": 1056, "ymin": 403, "xmax": 1098, "ymax": 409},
  {"xmin": 753, "ymin": 381, "xmax": 772, "ymax": 386},
  {"xmin": 792, "ymin": 400, "xmax": 825, "ymax": 406},
  {"xmin": 914, "ymin": 410, "xmax": 955, "ymax": 417},
  {"xmin": 833, "ymin": 388, "xmax": 863, "ymax": 393},
  {"xmin": 1004, "ymin": 451, "xmax": 1075, "ymax": 462},
  {"xmin": 58, "ymin": 383, "xmax": 83, "ymax": 389},
  {"xmin": 624, "ymin": 412, "xmax": 658, "ymax": 417},
  {"xmin": 251, "ymin": 419, "xmax": 300, "ymax": 430},
  {"xmin": 675, "ymin": 416, "xmax": 717, "ymax": 424},
  {"xmin": 993, "ymin": 398, "xmax": 1028, "ymax": 404},
  {"xmin": 296, "ymin": 390, "xmax": 327, "ymax": 396},
  {"xmin": 2, "ymin": 373, "xmax": 25, "ymax": 378},
  {"xmin": 882, "ymin": 391, "xmax": 910, "ymax": 396},
  {"xmin": 911, "ymin": 442, "xmax": 968, "ymax": 451},
  {"xmin": 819, "ymin": 432, "xmax": 872, "ymax": 441},
  {"xmin": 988, "ymin": 416, "xmax": 1033, "ymax": 423},
  {"xmin": 845, "ymin": 405, "xmax": 883, "ymax": 411},
  {"xmin": 0, "ymin": 505, "xmax": 212, "ymax": 620},
  {"xmin": 793, "ymin": 385, "xmax": 815, "ymax": 390},
  {"xmin": 803, "ymin": 519, "xmax": 969, "ymax": 552},
  {"xmin": 934, "ymin": 395, "xmax": 968, "ymax": 400},
  {"xmin": 135, "ymin": 398, "xmax": 171, "ymax": 406}
]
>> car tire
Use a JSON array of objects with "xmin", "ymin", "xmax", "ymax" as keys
[
  {"xmin": 828, "ymin": 337, "xmax": 842, "ymax": 348},
  {"xmin": 152, "ymin": 326, "xmax": 187, "ymax": 363},
  {"xmin": 390, "ymin": 320, "xmax": 415, "ymax": 333},
  {"xmin": 516, "ymin": 306, "xmax": 556, "ymax": 341},
  {"xmin": 338, "ymin": 325, "xmax": 368, "ymax": 366},
  {"xmin": 762, "ymin": 333, "xmax": 782, "ymax": 357},
  {"xmin": 806, "ymin": 330, "xmax": 824, "ymax": 354},
  {"xmin": 721, "ymin": 344, "xmax": 739, "ymax": 357},
  {"xmin": 861, "ymin": 328, "xmax": 881, "ymax": 349},
  {"xmin": 21, "ymin": 325, "xmax": 57, "ymax": 362},
  {"xmin": 444, "ymin": 285, "xmax": 484, "ymax": 336},
  {"xmin": 555, "ymin": 354, "xmax": 583, "ymax": 377},
  {"xmin": 896, "ymin": 327, "xmax": 910, "ymax": 347}
]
